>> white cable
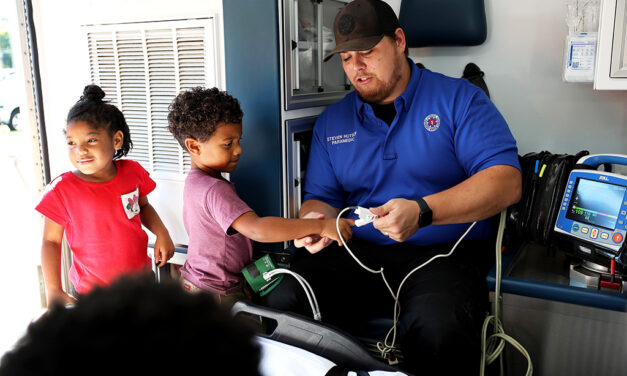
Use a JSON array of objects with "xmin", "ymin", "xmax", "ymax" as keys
[
  {"xmin": 337, "ymin": 205, "xmax": 533, "ymax": 371},
  {"xmin": 480, "ymin": 210, "xmax": 533, "ymax": 376},
  {"xmin": 380, "ymin": 220, "xmax": 477, "ymax": 356},
  {"xmin": 336, "ymin": 205, "xmax": 477, "ymax": 358},
  {"xmin": 264, "ymin": 268, "xmax": 322, "ymax": 321}
]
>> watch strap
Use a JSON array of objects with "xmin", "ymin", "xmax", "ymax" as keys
[{"xmin": 415, "ymin": 197, "xmax": 432, "ymax": 228}]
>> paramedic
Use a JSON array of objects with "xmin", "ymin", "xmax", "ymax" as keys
[{"xmin": 265, "ymin": 0, "xmax": 522, "ymax": 374}]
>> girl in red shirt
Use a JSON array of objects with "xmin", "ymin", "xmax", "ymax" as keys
[{"xmin": 36, "ymin": 85, "xmax": 174, "ymax": 306}]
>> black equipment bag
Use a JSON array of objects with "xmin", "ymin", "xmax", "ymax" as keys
[{"xmin": 508, "ymin": 150, "xmax": 590, "ymax": 245}]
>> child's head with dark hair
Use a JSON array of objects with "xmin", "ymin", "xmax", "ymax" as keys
[
  {"xmin": 0, "ymin": 273, "xmax": 261, "ymax": 376},
  {"xmin": 67, "ymin": 84, "xmax": 132, "ymax": 159},
  {"xmin": 167, "ymin": 87, "xmax": 243, "ymax": 148},
  {"xmin": 168, "ymin": 87, "xmax": 244, "ymax": 178}
]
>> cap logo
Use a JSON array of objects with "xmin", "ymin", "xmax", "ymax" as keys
[{"xmin": 338, "ymin": 14, "xmax": 355, "ymax": 36}]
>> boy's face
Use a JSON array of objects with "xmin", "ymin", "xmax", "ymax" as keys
[{"xmin": 192, "ymin": 122, "xmax": 242, "ymax": 177}]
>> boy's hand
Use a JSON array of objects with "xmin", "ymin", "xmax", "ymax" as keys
[
  {"xmin": 320, "ymin": 218, "xmax": 355, "ymax": 247},
  {"xmin": 154, "ymin": 233, "xmax": 175, "ymax": 268},
  {"xmin": 294, "ymin": 212, "xmax": 332, "ymax": 253}
]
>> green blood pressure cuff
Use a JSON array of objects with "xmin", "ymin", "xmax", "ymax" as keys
[{"xmin": 242, "ymin": 254, "xmax": 283, "ymax": 296}]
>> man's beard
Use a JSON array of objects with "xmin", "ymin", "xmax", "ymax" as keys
[{"xmin": 352, "ymin": 57, "xmax": 404, "ymax": 104}]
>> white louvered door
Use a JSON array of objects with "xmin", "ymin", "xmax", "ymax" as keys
[{"xmin": 85, "ymin": 18, "xmax": 220, "ymax": 245}]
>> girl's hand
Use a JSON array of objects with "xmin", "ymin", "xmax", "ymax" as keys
[
  {"xmin": 153, "ymin": 233, "xmax": 175, "ymax": 268},
  {"xmin": 320, "ymin": 218, "xmax": 355, "ymax": 247},
  {"xmin": 47, "ymin": 289, "xmax": 77, "ymax": 308}
]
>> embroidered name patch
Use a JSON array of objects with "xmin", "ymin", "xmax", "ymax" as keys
[
  {"xmin": 326, "ymin": 131, "xmax": 357, "ymax": 145},
  {"xmin": 121, "ymin": 188, "xmax": 140, "ymax": 219},
  {"xmin": 424, "ymin": 114, "xmax": 440, "ymax": 132}
]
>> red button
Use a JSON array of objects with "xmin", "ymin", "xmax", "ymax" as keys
[{"xmin": 613, "ymin": 233, "xmax": 623, "ymax": 243}]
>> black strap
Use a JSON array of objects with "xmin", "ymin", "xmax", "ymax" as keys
[
  {"xmin": 462, "ymin": 62, "xmax": 490, "ymax": 98},
  {"xmin": 325, "ymin": 365, "xmax": 350, "ymax": 376}
]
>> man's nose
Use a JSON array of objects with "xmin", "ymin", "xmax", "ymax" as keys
[
  {"xmin": 78, "ymin": 145, "xmax": 88, "ymax": 154},
  {"xmin": 350, "ymin": 55, "xmax": 366, "ymax": 71}
]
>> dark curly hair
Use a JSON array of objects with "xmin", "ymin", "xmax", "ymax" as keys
[
  {"xmin": 66, "ymin": 84, "xmax": 133, "ymax": 159},
  {"xmin": 0, "ymin": 273, "xmax": 261, "ymax": 376},
  {"xmin": 167, "ymin": 87, "xmax": 243, "ymax": 149}
]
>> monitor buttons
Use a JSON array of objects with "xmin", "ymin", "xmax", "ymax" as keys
[
  {"xmin": 581, "ymin": 227, "xmax": 589, "ymax": 234},
  {"xmin": 600, "ymin": 232, "xmax": 609, "ymax": 240},
  {"xmin": 590, "ymin": 228, "xmax": 598, "ymax": 239},
  {"xmin": 613, "ymin": 233, "xmax": 624, "ymax": 243}
]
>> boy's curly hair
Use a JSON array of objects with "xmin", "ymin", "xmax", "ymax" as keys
[{"xmin": 167, "ymin": 87, "xmax": 243, "ymax": 149}]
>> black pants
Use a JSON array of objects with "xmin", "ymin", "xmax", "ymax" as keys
[{"xmin": 264, "ymin": 238, "xmax": 492, "ymax": 375}]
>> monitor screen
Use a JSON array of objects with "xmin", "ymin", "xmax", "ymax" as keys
[{"xmin": 566, "ymin": 178, "xmax": 626, "ymax": 230}]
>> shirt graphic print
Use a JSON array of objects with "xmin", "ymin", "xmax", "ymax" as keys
[{"xmin": 121, "ymin": 188, "xmax": 140, "ymax": 219}]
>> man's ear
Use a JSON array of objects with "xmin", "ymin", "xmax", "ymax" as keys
[
  {"xmin": 394, "ymin": 27, "xmax": 406, "ymax": 53},
  {"xmin": 184, "ymin": 137, "xmax": 201, "ymax": 156}
]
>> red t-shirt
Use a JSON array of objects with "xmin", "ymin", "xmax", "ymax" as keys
[{"xmin": 36, "ymin": 159, "xmax": 156, "ymax": 294}]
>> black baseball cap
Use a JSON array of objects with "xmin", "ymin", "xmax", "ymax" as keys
[{"xmin": 324, "ymin": 0, "xmax": 400, "ymax": 62}]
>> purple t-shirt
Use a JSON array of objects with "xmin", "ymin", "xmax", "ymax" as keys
[{"xmin": 180, "ymin": 169, "xmax": 253, "ymax": 294}]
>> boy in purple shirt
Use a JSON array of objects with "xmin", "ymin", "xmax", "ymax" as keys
[{"xmin": 168, "ymin": 87, "xmax": 354, "ymax": 308}]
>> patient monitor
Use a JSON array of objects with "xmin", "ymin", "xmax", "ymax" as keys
[{"xmin": 554, "ymin": 154, "xmax": 627, "ymax": 267}]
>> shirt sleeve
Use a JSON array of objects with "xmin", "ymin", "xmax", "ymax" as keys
[
  {"xmin": 302, "ymin": 113, "xmax": 346, "ymax": 209},
  {"xmin": 35, "ymin": 177, "xmax": 70, "ymax": 227},
  {"xmin": 131, "ymin": 160, "xmax": 156, "ymax": 197},
  {"xmin": 205, "ymin": 181, "xmax": 253, "ymax": 234},
  {"xmin": 453, "ymin": 88, "xmax": 521, "ymax": 176}
]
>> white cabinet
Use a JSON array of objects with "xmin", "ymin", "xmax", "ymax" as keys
[{"xmin": 594, "ymin": 0, "xmax": 627, "ymax": 89}]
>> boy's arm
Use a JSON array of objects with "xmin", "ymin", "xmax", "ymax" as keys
[
  {"xmin": 41, "ymin": 218, "xmax": 76, "ymax": 307},
  {"xmin": 138, "ymin": 196, "xmax": 175, "ymax": 267},
  {"xmin": 231, "ymin": 211, "xmax": 354, "ymax": 247}
]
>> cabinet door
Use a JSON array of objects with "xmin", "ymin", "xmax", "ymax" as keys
[
  {"xmin": 594, "ymin": 0, "xmax": 627, "ymax": 89},
  {"xmin": 284, "ymin": 117, "xmax": 316, "ymax": 219},
  {"xmin": 282, "ymin": 0, "xmax": 352, "ymax": 109},
  {"xmin": 610, "ymin": 0, "xmax": 627, "ymax": 77}
]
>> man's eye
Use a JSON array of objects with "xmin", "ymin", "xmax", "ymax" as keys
[
  {"xmin": 342, "ymin": 56, "xmax": 351, "ymax": 62},
  {"xmin": 88, "ymin": 138, "xmax": 97, "ymax": 143},
  {"xmin": 67, "ymin": 141, "xmax": 75, "ymax": 146},
  {"xmin": 224, "ymin": 142, "xmax": 233, "ymax": 147}
]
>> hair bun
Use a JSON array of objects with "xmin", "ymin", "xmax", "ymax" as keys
[{"xmin": 81, "ymin": 84, "xmax": 106, "ymax": 102}]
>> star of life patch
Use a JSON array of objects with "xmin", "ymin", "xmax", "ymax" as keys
[{"xmin": 424, "ymin": 114, "xmax": 440, "ymax": 132}]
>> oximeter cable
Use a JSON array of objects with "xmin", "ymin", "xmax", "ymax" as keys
[{"xmin": 335, "ymin": 206, "xmax": 476, "ymax": 357}]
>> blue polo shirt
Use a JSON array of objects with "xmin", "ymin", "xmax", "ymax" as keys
[{"xmin": 304, "ymin": 60, "xmax": 520, "ymax": 246}]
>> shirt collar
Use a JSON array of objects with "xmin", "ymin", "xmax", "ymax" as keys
[{"xmin": 354, "ymin": 58, "xmax": 422, "ymax": 121}]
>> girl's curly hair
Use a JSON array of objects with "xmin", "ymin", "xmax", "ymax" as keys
[
  {"xmin": 167, "ymin": 87, "xmax": 243, "ymax": 149},
  {"xmin": 66, "ymin": 84, "xmax": 133, "ymax": 159}
]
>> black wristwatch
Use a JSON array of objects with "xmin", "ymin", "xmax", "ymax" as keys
[{"xmin": 415, "ymin": 197, "xmax": 432, "ymax": 228}]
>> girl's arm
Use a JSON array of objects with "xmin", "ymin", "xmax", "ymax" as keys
[
  {"xmin": 231, "ymin": 212, "xmax": 354, "ymax": 247},
  {"xmin": 138, "ymin": 196, "xmax": 175, "ymax": 267},
  {"xmin": 41, "ymin": 218, "xmax": 76, "ymax": 307}
]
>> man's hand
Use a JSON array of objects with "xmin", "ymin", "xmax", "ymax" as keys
[
  {"xmin": 370, "ymin": 198, "xmax": 420, "ymax": 242},
  {"xmin": 293, "ymin": 212, "xmax": 333, "ymax": 253}
]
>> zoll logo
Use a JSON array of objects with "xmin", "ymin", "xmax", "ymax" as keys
[{"xmin": 599, "ymin": 176, "xmax": 609, "ymax": 181}]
